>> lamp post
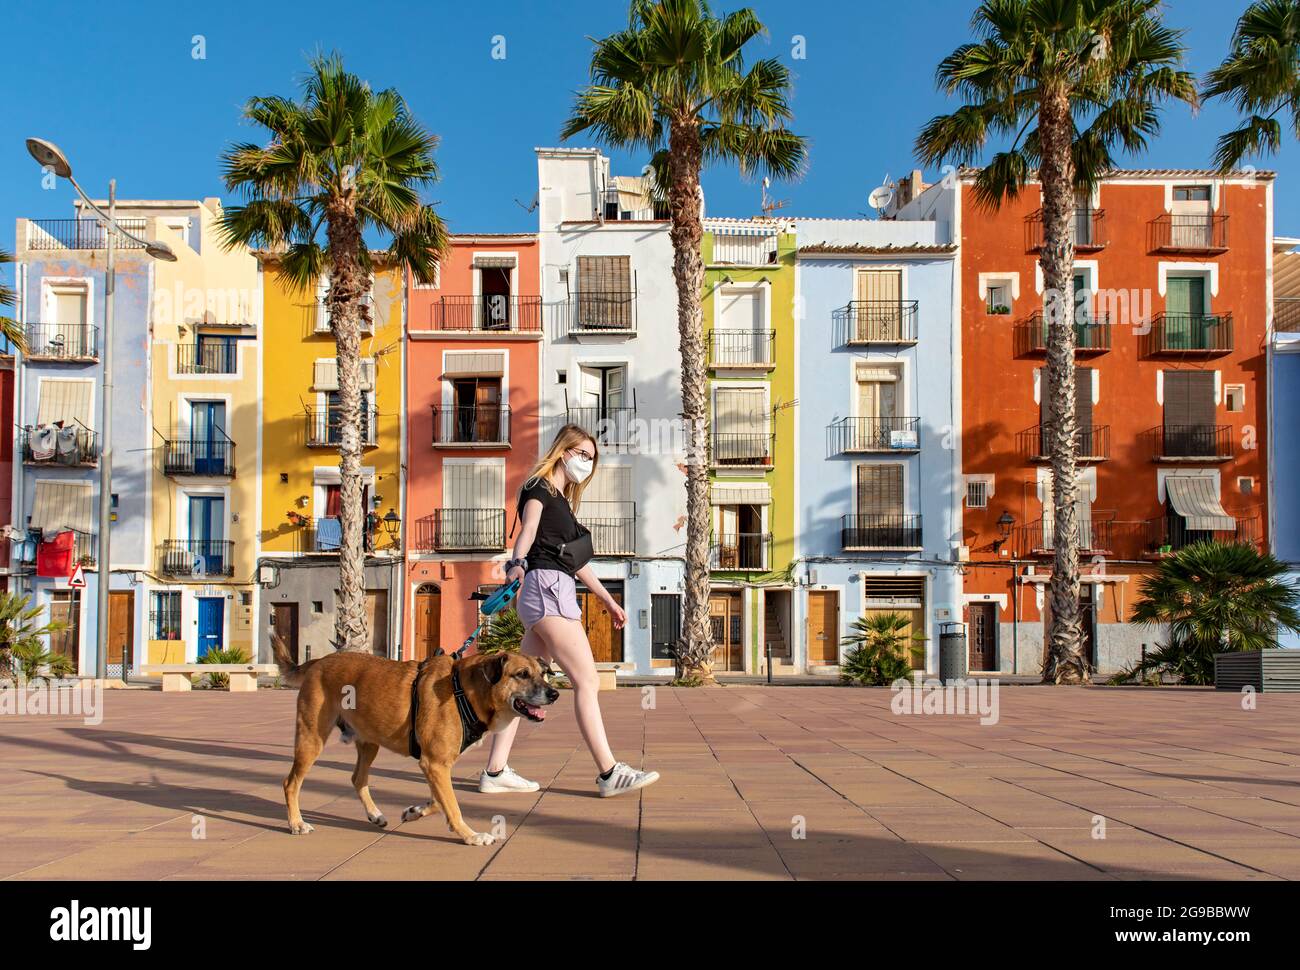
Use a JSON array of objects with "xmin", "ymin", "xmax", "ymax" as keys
[{"xmin": 25, "ymin": 138, "xmax": 176, "ymax": 682}]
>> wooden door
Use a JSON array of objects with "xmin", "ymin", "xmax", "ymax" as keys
[
  {"xmin": 709, "ymin": 593, "xmax": 744, "ymax": 671},
  {"xmin": 271, "ymin": 603, "xmax": 299, "ymax": 665},
  {"xmin": 968, "ymin": 602, "xmax": 997, "ymax": 672},
  {"xmin": 806, "ymin": 590, "xmax": 839, "ymax": 665},
  {"xmin": 414, "ymin": 585, "xmax": 440, "ymax": 661},
  {"xmin": 475, "ymin": 380, "xmax": 501, "ymax": 442},
  {"xmin": 108, "ymin": 591, "xmax": 133, "ymax": 669},
  {"xmin": 579, "ymin": 588, "xmax": 624, "ymax": 663},
  {"xmin": 365, "ymin": 591, "xmax": 389, "ymax": 657}
]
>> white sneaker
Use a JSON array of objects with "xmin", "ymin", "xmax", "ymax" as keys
[
  {"xmin": 478, "ymin": 766, "xmax": 540, "ymax": 793},
  {"xmin": 597, "ymin": 762, "xmax": 660, "ymax": 798}
]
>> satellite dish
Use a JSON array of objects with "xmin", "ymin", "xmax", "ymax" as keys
[{"xmin": 868, "ymin": 184, "xmax": 895, "ymax": 213}]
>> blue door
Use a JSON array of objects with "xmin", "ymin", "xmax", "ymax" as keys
[
  {"xmin": 187, "ymin": 495, "xmax": 226, "ymax": 575},
  {"xmin": 197, "ymin": 598, "xmax": 224, "ymax": 658},
  {"xmin": 190, "ymin": 401, "xmax": 227, "ymax": 475}
]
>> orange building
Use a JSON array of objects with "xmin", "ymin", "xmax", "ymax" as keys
[
  {"xmin": 403, "ymin": 234, "xmax": 542, "ymax": 659},
  {"xmin": 898, "ymin": 168, "xmax": 1273, "ymax": 675}
]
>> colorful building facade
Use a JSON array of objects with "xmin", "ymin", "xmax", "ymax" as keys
[{"xmin": 1270, "ymin": 235, "xmax": 1300, "ymax": 648}]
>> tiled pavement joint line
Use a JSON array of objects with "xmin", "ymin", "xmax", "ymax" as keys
[{"xmin": 476, "ymin": 737, "xmax": 584, "ymax": 881}]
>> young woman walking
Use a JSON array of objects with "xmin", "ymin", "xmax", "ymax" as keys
[{"xmin": 478, "ymin": 424, "xmax": 660, "ymax": 798}]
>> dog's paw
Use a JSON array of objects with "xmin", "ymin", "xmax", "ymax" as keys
[
  {"xmin": 289, "ymin": 821, "xmax": 315, "ymax": 835},
  {"xmin": 464, "ymin": 831, "xmax": 496, "ymax": 847},
  {"xmin": 401, "ymin": 805, "xmax": 425, "ymax": 823},
  {"xmin": 368, "ymin": 813, "xmax": 388, "ymax": 829}
]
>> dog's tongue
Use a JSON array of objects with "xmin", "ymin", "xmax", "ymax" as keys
[{"xmin": 526, "ymin": 705, "xmax": 546, "ymax": 720}]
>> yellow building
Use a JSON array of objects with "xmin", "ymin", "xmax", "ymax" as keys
[
  {"xmin": 255, "ymin": 255, "xmax": 404, "ymax": 663},
  {"xmin": 130, "ymin": 199, "xmax": 261, "ymax": 667}
]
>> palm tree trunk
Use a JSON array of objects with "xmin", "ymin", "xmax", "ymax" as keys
[
  {"xmin": 667, "ymin": 120, "xmax": 716, "ymax": 684},
  {"xmin": 1038, "ymin": 85, "xmax": 1087, "ymax": 684},
  {"xmin": 326, "ymin": 204, "xmax": 371, "ymax": 654}
]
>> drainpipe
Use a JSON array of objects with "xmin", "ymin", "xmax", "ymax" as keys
[
  {"xmin": 12, "ymin": 257, "xmax": 27, "ymax": 599},
  {"xmin": 1011, "ymin": 561, "xmax": 1020, "ymax": 675}
]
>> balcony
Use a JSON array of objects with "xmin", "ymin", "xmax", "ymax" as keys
[
  {"xmin": 579, "ymin": 503, "xmax": 637, "ymax": 556},
  {"xmin": 298, "ymin": 517, "xmax": 378, "ymax": 555},
  {"xmin": 414, "ymin": 509, "xmax": 507, "ymax": 552},
  {"xmin": 24, "ymin": 323, "xmax": 99, "ymax": 361},
  {"xmin": 830, "ymin": 416, "xmax": 920, "ymax": 454},
  {"xmin": 1144, "ymin": 514, "xmax": 1258, "ymax": 556},
  {"xmin": 15, "ymin": 530, "xmax": 97, "ymax": 572},
  {"xmin": 709, "ymin": 329, "xmax": 776, "ymax": 370},
  {"xmin": 160, "ymin": 431, "xmax": 236, "ymax": 477},
  {"xmin": 836, "ymin": 301, "xmax": 919, "ymax": 345},
  {"xmin": 160, "ymin": 539, "xmax": 235, "ymax": 578},
  {"xmin": 426, "ymin": 295, "xmax": 542, "ymax": 333},
  {"xmin": 25, "ymin": 217, "xmax": 147, "ymax": 251},
  {"xmin": 431, "ymin": 405, "xmax": 511, "ymax": 447},
  {"xmin": 841, "ymin": 514, "xmax": 923, "ymax": 551},
  {"xmin": 710, "ymin": 432, "xmax": 775, "ymax": 469},
  {"xmin": 562, "ymin": 293, "xmax": 637, "ymax": 336},
  {"xmin": 1017, "ymin": 311, "xmax": 1112, "ymax": 355},
  {"xmin": 1016, "ymin": 518, "xmax": 1116, "ymax": 556},
  {"xmin": 1277, "ymin": 297, "xmax": 1300, "ymax": 334},
  {"xmin": 1019, "ymin": 425, "xmax": 1111, "ymax": 462},
  {"xmin": 566, "ymin": 403, "xmax": 638, "ymax": 447},
  {"xmin": 305, "ymin": 408, "xmax": 378, "ymax": 448},
  {"xmin": 176, "ymin": 342, "xmax": 238, "ymax": 374},
  {"xmin": 1150, "ymin": 214, "xmax": 1229, "ymax": 253},
  {"xmin": 1148, "ymin": 313, "xmax": 1233, "ymax": 356},
  {"xmin": 1027, "ymin": 208, "xmax": 1108, "ymax": 252},
  {"xmin": 1150, "ymin": 424, "xmax": 1234, "ymax": 462},
  {"xmin": 21, "ymin": 423, "xmax": 99, "ymax": 466},
  {"xmin": 710, "ymin": 532, "xmax": 773, "ymax": 571}
]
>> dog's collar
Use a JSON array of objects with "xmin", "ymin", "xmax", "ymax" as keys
[{"xmin": 407, "ymin": 661, "xmax": 491, "ymax": 760}]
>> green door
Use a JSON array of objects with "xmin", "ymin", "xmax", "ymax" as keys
[{"xmin": 1165, "ymin": 276, "xmax": 1206, "ymax": 349}]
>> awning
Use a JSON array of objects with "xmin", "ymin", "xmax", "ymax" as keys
[
  {"xmin": 30, "ymin": 480, "xmax": 94, "ymax": 534},
  {"xmin": 472, "ymin": 255, "xmax": 516, "ymax": 269},
  {"xmin": 1166, "ymin": 476, "xmax": 1236, "ymax": 531},
  {"xmin": 444, "ymin": 351, "xmax": 505, "ymax": 377},
  {"xmin": 710, "ymin": 484, "xmax": 772, "ymax": 506}
]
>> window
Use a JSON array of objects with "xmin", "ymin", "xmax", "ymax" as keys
[
  {"xmin": 440, "ymin": 460, "xmax": 506, "ymax": 549},
  {"xmin": 651, "ymin": 594, "xmax": 682, "ymax": 660},
  {"xmin": 855, "ymin": 363, "xmax": 902, "ymax": 449},
  {"xmin": 715, "ymin": 286, "xmax": 769, "ymax": 365},
  {"xmin": 474, "ymin": 256, "xmax": 516, "ymax": 329},
  {"xmin": 1163, "ymin": 371, "xmax": 1217, "ymax": 457},
  {"xmin": 1238, "ymin": 476, "xmax": 1255, "ymax": 496},
  {"xmin": 966, "ymin": 480, "xmax": 990, "ymax": 509},
  {"xmin": 1173, "ymin": 185, "xmax": 1211, "ymax": 202},
  {"xmin": 715, "ymin": 504, "xmax": 766, "ymax": 569},
  {"xmin": 1225, "ymin": 384, "xmax": 1245, "ymax": 413},
  {"xmin": 151, "ymin": 592, "xmax": 182, "ymax": 640},
  {"xmin": 580, "ymin": 463, "xmax": 635, "ymax": 556},
  {"xmin": 569, "ymin": 364, "xmax": 632, "ymax": 445},
  {"xmin": 447, "ymin": 377, "xmax": 503, "ymax": 443},
  {"xmin": 48, "ymin": 591, "xmax": 81, "ymax": 673},
  {"xmin": 575, "ymin": 256, "xmax": 633, "ymax": 331},
  {"xmin": 713, "ymin": 387, "xmax": 770, "ymax": 466},
  {"xmin": 312, "ymin": 601, "xmax": 324, "ymax": 614},
  {"xmin": 324, "ymin": 390, "xmax": 374, "ymax": 444},
  {"xmin": 854, "ymin": 269, "xmax": 905, "ymax": 338},
  {"xmin": 986, "ymin": 284, "xmax": 1010, "ymax": 314}
]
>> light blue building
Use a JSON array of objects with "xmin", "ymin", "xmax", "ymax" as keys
[
  {"xmin": 1271, "ymin": 235, "xmax": 1300, "ymax": 648},
  {"xmin": 792, "ymin": 218, "xmax": 962, "ymax": 675},
  {"xmin": 10, "ymin": 215, "xmax": 153, "ymax": 677}
]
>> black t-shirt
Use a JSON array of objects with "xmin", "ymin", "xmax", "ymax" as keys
[{"xmin": 517, "ymin": 478, "xmax": 587, "ymax": 575}]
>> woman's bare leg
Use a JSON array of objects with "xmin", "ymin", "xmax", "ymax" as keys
[
  {"xmin": 529, "ymin": 616, "xmax": 616, "ymax": 773},
  {"xmin": 484, "ymin": 627, "xmax": 549, "ymax": 773}
]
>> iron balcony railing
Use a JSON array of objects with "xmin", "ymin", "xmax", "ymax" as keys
[
  {"xmin": 564, "ymin": 292, "xmax": 637, "ymax": 334},
  {"xmin": 26, "ymin": 217, "xmax": 148, "ymax": 251},
  {"xmin": 710, "ymin": 532, "xmax": 773, "ymax": 571},
  {"xmin": 1016, "ymin": 517, "xmax": 1116, "ymax": 555},
  {"xmin": 305, "ymin": 408, "xmax": 378, "ymax": 448},
  {"xmin": 1145, "ymin": 514, "xmax": 1258, "ymax": 555},
  {"xmin": 1019, "ymin": 311, "xmax": 1112, "ymax": 354},
  {"xmin": 426, "ymin": 295, "xmax": 543, "ymax": 333},
  {"xmin": 1151, "ymin": 213, "xmax": 1230, "ymax": 252},
  {"xmin": 579, "ymin": 502, "xmax": 637, "ymax": 556},
  {"xmin": 24, "ymin": 322, "xmax": 100, "ymax": 360},
  {"xmin": 160, "ymin": 430, "xmax": 236, "ymax": 477},
  {"xmin": 830, "ymin": 416, "xmax": 920, "ymax": 454},
  {"xmin": 414, "ymin": 509, "xmax": 507, "ymax": 552},
  {"xmin": 1149, "ymin": 312, "xmax": 1233, "ymax": 354},
  {"xmin": 837, "ymin": 300, "xmax": 919, "ymax": 344},
  {"xmin": 710, "ymin": 432, "xmax": 775, "ymax": 468},
  {"xmin": 841, "ymin": 514, "xmax": 923, "ymax": 550},
  {"xmin": 176, "ymin": 342, "xmax": 239, "ymax": 374},
  {"xmin": 21, "ymin": 422, "xmax": 99, "ymax": 465},
  {"xmin": 566, "ymin": 404, "xmax": 638, "ymax": 446},
  {"xmin": 1277, "ymin": 297, "xmax": 1300, "ymax": 334},
  {"xmin": 1020, "ymin": 425, "xmax": 1111, "ymax": 461},
  {"xmin": 710, "ymin": 329, "xmax": 776, "ymax": 367},
  {"xmin": 431, "ymin": 405, "xmax": 511, "ymax": 446},
  {"xmin": 1027, "ymin": 208, "xmax": 1107, "ymax": 251},
  {"xmin": 16, "ymin": 530, "xmax": 97, "ymax": 571},
  {"xmin": 300, "ymin": 516, "xmax": 377, "ymax": 554},
  {"xmin": 160, "ymin": 539, "xmax": 235, "ymax": 578},
  {"xmin": 1152, "ymin": 424, "xmax": 1234, "ymax": 461}
]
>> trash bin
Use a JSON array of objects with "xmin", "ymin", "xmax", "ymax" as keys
[{"xmin": 939, "ymin": 622, "xmax": 968, "ymax": 684}]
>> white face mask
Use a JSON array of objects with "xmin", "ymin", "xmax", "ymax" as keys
[{"xmin": 563, "ymin": 454, "xmax": 594, "ymax": 484}]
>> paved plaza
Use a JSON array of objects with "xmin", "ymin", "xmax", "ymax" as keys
[{"xmin": 3, "ymin": 684, "xmax": 1300, "ymax": 880}]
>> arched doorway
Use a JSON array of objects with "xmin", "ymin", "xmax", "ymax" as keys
[{"xmin": 414, "ymin": 583, "xmax": 441, "ymax": 661}]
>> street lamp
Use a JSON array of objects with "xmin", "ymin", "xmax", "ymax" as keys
[
  {"xmin": 382, "ymin": 509, "xmax": 401, "ymax": 537},
  {"xmin": 994, "ymin": 510, "xmax": 1016, "ymax": 552},
  {"xmin": 26, "ymin": 137, "xmax": 177, "ymax": 684}
]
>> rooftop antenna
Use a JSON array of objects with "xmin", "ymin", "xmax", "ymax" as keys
[
  {"xmin": 514, "ymin": 193, "xmax": 539, "ymax": 214},
  {"xmin": 868, "ymin": 175, "xmax": 895, "ymax": 219},
  {"xmin": 760, "ymin": 177, "xmax": 789, "ymax": 218}
]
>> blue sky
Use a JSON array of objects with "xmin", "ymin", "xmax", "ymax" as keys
[{"xmin": 4, "ymin": 0, "xmax": 1295, "ymax": 240}]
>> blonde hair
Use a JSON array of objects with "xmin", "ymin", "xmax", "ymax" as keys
[{"xmin": 521, "ymin": 424, "xmax": 599, "ymax": 513}]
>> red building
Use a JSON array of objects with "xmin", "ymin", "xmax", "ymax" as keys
[
  {"xmin": 402, "ymin": 234, "xmax": 541, "ymax": 659},
  {"xmin": 904, "ymin": 169, "xmax": 1273, "ymax": 675}
]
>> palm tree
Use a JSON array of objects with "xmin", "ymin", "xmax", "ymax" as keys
[
  {"xmin": 840, "ymin": 613, "xmax": 925, "ymax": 686},
  {"xmin": 0, "ymin": 591, "xmax": 68, "ymax": 682},
  {"xmin": 916, "ymin": 0, "xmax": 1196, "ymax": 684},
  {"xmin": 562, "ymin": 0, "xmax": 806, "ymax": 682},
  {"xmin": 1204, "ymin": 0, "xmax": 1300, "ymax": 169},
  {"xmin": 0, "ymin": 248, "xmax": 28, "ymax": 352},
  {"xmin": 218, "ymin": 53, "xmax": 448, "ymax": 652},
  {"xmin": 1117, "ymin": 541, "xmax": 1300, "ymax": 684}
]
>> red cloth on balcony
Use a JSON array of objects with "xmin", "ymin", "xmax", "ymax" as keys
[{"xmin": 36, "ymin": 530, "xmax": 75, "ymax": 578}]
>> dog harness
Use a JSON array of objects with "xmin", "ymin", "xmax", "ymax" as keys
[{"xmin": 407, "ymin": 661, "xmax": 489, "ymax": 760}]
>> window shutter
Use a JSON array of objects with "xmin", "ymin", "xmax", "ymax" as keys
[
  {"xmin": 314, "ymin": 359, "xmax": 339, "ymax": 391},
  {"xmin": 361, "ymin": 358, "xmax": 376, "ymax": 391},
  {"xmin": 856, "ymin": 464, "xmax": 903, "ymax": 516},
  {"xmin": 37, "ymin": 378, "xmax": 95, "ymax": 428},
  {"xmin": 1075, "ymin": 367, "xmax": 1093, "ymax": 432},
  {"xmin": 30, "ymin": 480, "xmax": 94, "ymax": 533},
  {"xmin": 576, "ymin": 256, "xmax": 631, "ymax": 329}
]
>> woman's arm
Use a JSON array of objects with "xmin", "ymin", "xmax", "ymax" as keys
[
  {"xmin": 506, "ymin": 500, "xmax": 544, "ymax": 583},
  {"xmin": 575, "ymin": 564, "xmax": 627, "ymax": 630}
]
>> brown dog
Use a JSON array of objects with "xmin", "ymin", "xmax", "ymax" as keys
[{"xmin": 270, "ymin": 638, "xmax": 558, "ymax": 845}]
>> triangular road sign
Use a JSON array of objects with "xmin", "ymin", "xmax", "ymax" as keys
[{"xmin": 68, "ymin": 563, "xmax": 86, "ymax": 589}]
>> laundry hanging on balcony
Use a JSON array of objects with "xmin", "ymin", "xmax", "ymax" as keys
[
  {"xmin": 56, "ymin": 425, "xmax": 80, "ymax": 464},
  {"xmin": 316, "ymin": 516, "xmax": 342, "ymax": 551},
  {"xmin": 29, "ymin": 424, "xmax": 57, "ymax": 461},
  {"xmin": 36, "ymin": 530, "xmax": 76, "ymax": 578}
]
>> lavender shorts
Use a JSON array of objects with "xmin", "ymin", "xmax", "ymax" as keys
[{"xmin": 517, "ymin": 569, "xmax": 582, "ymax": 626}]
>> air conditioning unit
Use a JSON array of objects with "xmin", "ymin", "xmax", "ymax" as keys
[{"xmin": 953, "ymin": 545, "xmax": 970, "ymax": 562}]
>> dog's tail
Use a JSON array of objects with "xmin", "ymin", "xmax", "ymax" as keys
[{"xmin": 270, "ymin": 634, "xmax": 306, "ymax": 688}]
